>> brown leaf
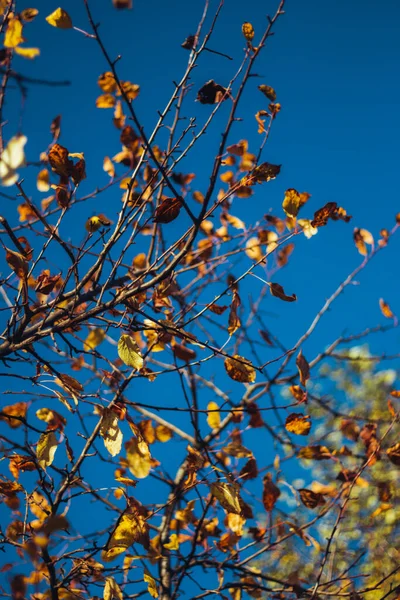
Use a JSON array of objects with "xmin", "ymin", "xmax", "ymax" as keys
[
  {"xmin": 243, "ymin": 162, "xmax": 281, "ymax": 185},
  {"xmin": 297, "ymin": 445, "xmax": 331, "ymax": 460},
  {"xmin": 210, "ymin": 482, "xmax": 243, "ymax": 515},
  {"xmin": 262, "ymin": 473, "xmax": 280, "ymax": 511},
  {"xmin": 270, "ymin": 282, "xmax": 297, "ymax": 302},
  {"xmin": 228, "ymin": 291, "xmax": 241, "ymax": 335},
  {"xmin": 197, "ymin": 80, "xmax": 229, "ymax": 104},
  {"xmin": 285, "ymin": 413, "xmax": 311, "ymax": 436},
  {"xmin": 209, "ymin": 304, "xmax": 228, "ymax": 315},
  {"xmin": 153, "ymin": 197, "xmax": 181, "ymax": 224},
  {"xmin": 296, "ymin": 351, "xmax": 310, "ymax": 386},
  {"xmin": 386, "ymin": 442, "xmax": 400, "ymax": 466},
  {"xmin": 48, "ymin": 144, "xmax": 72, "ymax": 177},
  {"xmin": 35, "ymin": 270, "xmax": 61, "ymax": 295},
  {"xmin": 5, "ymin": 248, "xmax": 28, "ymax": 278},
  {"xmin": 311, "ymin": 202, "xmax": 351, "ymax": 228},
  {"xmin": 258, "ymin": 84, "xmax": 277, "ymax": 101},
  {"xmin": 181, "ymin": 34, "xmax": 196, "ymax": 50},
  {"xmin": 239, "ymin": 457, "xmax": 258, "ymax": 480},
  {"xmin": 299, "ymin": 488, "xmax": 326, "ymax": 509},
  {"xmin": 224, "ymin": 355, "xmax": 256, "ymax": 383},
  {"xmin": 113, "ymin": 0, "xmax": 133, "ymax": 8}
]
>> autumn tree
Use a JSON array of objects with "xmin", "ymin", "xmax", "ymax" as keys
[{"xmin": 0, "ymin": 2, "xmax": 399, "ymax": 600}]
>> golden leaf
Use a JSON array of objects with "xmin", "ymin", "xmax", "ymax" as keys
[
  {"xmin": 155, "ymin": 425, "xmax": 173, "ymax": 442},
  {"xmin": 118, "ymin": 334, "xmax": 144, "ymax": 370},
  {"xmin": 224, "ymin": 355, "xmax": 256, "ymax": 383},
  {"xmin": 379, "ymin": 298, "xmax": 395, "ymax": 320},
  {"xmin": 29, "ymin": 491, "xmax": 50, "ymax": 522},
  {"xmin": 144, "ymin": 573, "xmax": 158, "ymax": 598},
  {"xmin": 285, "ymin": 413, "xmax": 311, "ymax": 436},
  {"xmin": 96, "ymin": 94, "xmax": 116, "ymax": 109},
  {"xmin": 0, "ymin": 134, "xmax": 27, "ymax": 186},
  {"xmin": 282, "ymin": 188, "xmax": 301, "ymax": 218},
  {"xmin": 5, "ymin": 248, "xmax": 28, "ymax": 278},
  {"xmin": 297, "ymin": 445, "xmax": 331, "ymax": 460},
  {"xmin": 207, "ymin": 401, "xmax": 221, "ymax": 429},
  {"xmin": 245, "ymin": 237, "xmax": 264, "ymax": 262},
  {"xmin": 36, "ymin": 432, "xmax": 58, "ymax": 469},
  {"xmin": 98, "ymin": 71, "xmax": 117, "ymax": 93},
  {"xmin": 126, "ymin": 437, "xmax": 151, "ymax": 479},
  {"xmin": 37, "ymin": 168, "xmax": 50, "ymax": 192},
  {"xmin": 258, "ymin": 84, "xmax": 277, "ymax": 102},
  {"xmin": 241, "ymin": 22, "xmax": 254, "ymax": 41},
  {"xmin": 46, "ymin": 8, "xmax": 73, "ymax": 29},
  {"xmin": 4, "ymin": 18, "xmax": 24, "ymax": 48},
  {"xmin": 84, "ymin": 327, "xmax": 106, "ymax": 351},
  {"xmin": 100, "ymin": 409, "xmax": 123, "ymax": 457},
  {"xmin": 36, "ymin": 408, "xmax": 66, "ymax": 430},
  {"xmin": 0, "ymin": 402, "xmax": 28, "ymax": 428},
  {"xmin": 14, "ymin": 47, "xmax": 40, "ymax": 59},
  {"xmin": 103, "ymin": 156, "xmax": 115, "ymax": 178},
  {"xmin": 210, "ymin": 482, "xmax": 242, "ymax": 515},
  {"xmin": 163, "ymin": 533, "xmax": 179, "ymax": 550},
  {"xmin": 103, "ymin": 576, "xmax": 123, "ymax": 600},
  {"xmin": 102, "ymin": 504, "xmax": 150, "ymax": 561}
]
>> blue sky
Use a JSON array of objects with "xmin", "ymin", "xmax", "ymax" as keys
[{"xmin": 1, "ymin": 0, "xmax": 400, "ymax": 596}]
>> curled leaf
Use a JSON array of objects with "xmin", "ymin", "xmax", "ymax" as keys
[
  {"xmin": 197, "ymin": 80, "xmax": 229, "ymax": 104},
  {"xmin": 299, "ymin": 488, "xmax": 326, "ymax": 509},
  {"xmin": 270, "ymin": 282, "xmax": 297, "ymax": 302},
  {"xmin": 46, "ymin": 7, "xmax": 73, "ymax": 29},
  {"xmin": 258, "ymin": 84, "xmax": 277, "ymax": 102}
]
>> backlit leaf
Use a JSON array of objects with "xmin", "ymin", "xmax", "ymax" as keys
[
  {"xmin": 96, "ymin": 94, "xmax": 116, "ymax": 109},
  {"xmin": 296, "ymin": 351, "xmax": 310, "ymax": 386},
  {"xmin": 153, "ymin": 197, "xmax": 181, "ymax": 224},
  {"xmin": 285, "ymin": 413, "xmax": 311, "ymax": 436},
  {"xmin": 4, "ymin": 18, "xmax": 24, "ymax": 48},
  {"xmin": 207, "ymin": 401, "xmax": 221, "ymax": 429},
  {"xmin": 224, "ymin": 355, "xmax": 256, "ymax": 383},
  {"xmin": 354, "ymin": 228, "xmax": 374, "ymax": 256},
  {"xmin": 14, "ymin": 46, "xmax": 40, "ymax": 59},
  {"xmin": 84, "ymin": 327, "xmax": 106, "ymax": 351},
  {"xmin": 210, "ymin": 482, "xmax": 242, "ymax": 515},
  {"xmin": 102, "ymin": 503, "xmax": 149, "ymax": 561},
  {"xmin": 0, "ymin": 134, "xmax": 27, "ymax": 186},
  {"xmin": 0, "ymin": 402, "xmax": 28, "ymax": 428},
  {"xmin": 126, "ymin": 437, "xmax": 151, "ymax": 478},
  {"xmin": 104, "ymin": 576, "xmax": 123, "ymax": 600},
  {"xmin": 282, "ymin": 188, "xmax": 300, "ymax": 218},
  {"xmin": 144, "ymin": 572, "xmax": 158, "ymax": 598},
  {"xmin": 242, "ymin": 22, "xmax": 254, "ymax": 41},
  {"xmin": 46, "ymin": 8, "xmax": 73, "ymax": 29},
  {"xmin": 118, "ymin": 334, "xmax": 144, "ymax": 370},
  {"xmin": 379, "ymin": 298, "xmax": 395, "ymax": 320},
  {"xmin": 100, "ymin": 409, "xmax": 123, "ymax": 457},
  {"xmin": 36, "ymin": 431, "xmax": 58, "ymax": 469}
]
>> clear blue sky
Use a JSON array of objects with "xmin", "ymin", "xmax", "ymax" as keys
[{"xmin": 1, "ymin": 0, "xmax": 400, "ymax": 596}]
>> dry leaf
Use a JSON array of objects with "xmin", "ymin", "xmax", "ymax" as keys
[
  {"xmin": 262, "ymin": 473, "xmax": 280, "ymax": 511},
  {"xmin": 258, "ymin": 84, "xmax": 277, "ymax": 102},
  {"xmin": 153, "ymin": 197, "xmax": 181, "ymax": 224},
  {"xmin": 126, "ymin": 437, "xmax": 152, "ymax": 478},
  {"xmin": 354, "ymin": 228, "xmax": 374, "ymax": 256},
  {"xmin": 104, "ymin": 576, "xmax": 123, "ymax": 600},
  {"xmin": 296, "ymin": 351, "xmax": 310, "ymax": 386},
  {"xmin": 0, "ymin": 402, "xmax": 28, "ymax": 428},
  {"xmin": 285, "ymin": 413, "xmax": 311, "ymax": 436},
  {"xmin": 46, "ymin": 8, "xmax": 73, "ymax": 29},
  {"xmin": 270, "ymin": 282, "xmax": 297, "ymax": 302},
  {"xmin": 102, "ymin": 503, "xmax": 149, "ymax": 562},
  {"xmin": 282, "ymin": 188, "xmax": 301, "ymax": 218},
  {"xmin": 100, "ymin": 409, "xmax": 123, "ymax": 457},
  {"xmin": 144, "ymin": 572, "xmax": 158, "ymax": 598},
  {"xmin": 299, "ymin": 488, "xmax": 326, "ymax": 509},
  {"xmin": 242, "ymin": 22, "xmax": 254, "ymax": 41},
  {"xmin": 379, "ymin": 298, "xmax": 395, "ymax": 320},
  {"xmin": 210, "ymin": 482, "xmax": 242, "ymax": 515},
  {"xmin": 197, "ymin": 80, "xmax": 229, "ymax": 104},
  {"xmin": 224, "ymin": 355, "xmax": 256, "ymax": 383}
]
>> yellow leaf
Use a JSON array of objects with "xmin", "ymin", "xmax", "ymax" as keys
[
  {"xmin": 210, "ymin": 482, "xmax": 242, "ymax": 515},
  {"xmin": 126, "ymin": 437, "xmax": 151, "ymax": 479},
  {"xmin": 298, "ymin": 218, "xmax": 318, "ymax": 239},
  {"xmin": 5, "ymin": 248, "xmax": 28, "ymax": 278},
  {"xmin": 20, "ymin": 8, "xmax": 39, "ymax": 22},
  {"xmin": 0, "ymin": 1, "xmax": 9, "ymax": 16},
  {"xmin": 207, "ymin": 401, "xmax": 221, "ymax": 429},
  {"xmin": 29, "ymin": 491, "xmax": 50, "ymax": 522},
  {"xmin": 285, "ymin": 413, "xmax": 311, "ymax": 436},
  {"xmin": 118, "ymin": 334, "xmax": 144, "ymax": 370},
  {"xmin": 37, "ymin": 168, "xmax": 50, "ymax": 192},
  {"xmin": 98, "ymin": 72, "xmax": 117, "ymax": 93},
  {"xmin": 96, "ymin": 94, "xmax": 116, "ymax": 109},
  {"xmin": 14, "ymin": 46, "xmax": 40, "ymax": 59},
  {"xmin": 245, "ymin": 237, "xmax": 263, "ymax": 262},
  {"xmin": 4, "ymin": 18, "xmax": 24, "ymax": 48},
  {"xmin": 163, "ymin": 533, "xmax": 179, "ymax": 550},
  {"xmin": 155, "ymin": 425, "xmax": 173, "ymax": 442},
  {"xmin": 242, "ymin": 22, "xmax": 254, "ymax": 41},
  {"xmin": 36, "ymin": 432, "xmax": 58, "ymax": 469},
  {"xmin": 84, "ymin": 327, "xmax": 106, "ymax": 350},
  {"xmin": 103, "ymin": 156, "xmax": 115, "ymax": 178},
  {"xmin": 46, "ymin": 8, "xmax": 73, "ymax": 29},
  {"xmin": 0, "ymin": 134, "xmax": 27, "ymax": 186},
  {"xmin": 104, "ymin": 576, "xmax": 123, "ymax": 600},
  {"xmin": 224, "ymin": 355, "xmax": 256, "ymax": 383},
  {"xmin": 100, "ymin": 409, "xmax": 123, "ymax": 457},
  {"xmin": 282, "ymin": 188, "xmax": 301, "ymax": 218},
  {"xmin": 144, "ymin": 572, "xmax": 158, "ymax": 598},
  {"xmin": 102, "ymin": 506, "xmax": 149, "ymax": 561}
]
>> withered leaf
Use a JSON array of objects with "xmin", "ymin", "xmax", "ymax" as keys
[
  {"xmin": 379, "ymin": 298, "xmax": 395, "ymax": 320},
  {"xmin": 353, "ymin": 228, "xmax": 374, "ymax": 256},
  {"xmin": 5, "ymin": 248, "xmax": 28, "ymax": 278},
  {"xmin": 210, "ymin": 482, "xmax": 243, "ymax": 515},
  {"xmin": 311, "ymin": 202, "xmax": 352, "ymax": 228},
  {"xmin": 285, "ymin": 413, "xmax": 311, "ymax": 436},
  {"xmin": 299, "ymin": 488, "xmax": 326, "ymax": 509},
  {"xmin": 224, "ymin": 354, "xmax": 256, "ymax": 383},
  {"xmin": 239, "ymin": 457, "xmax": 258, "ymax": 480},
  {"xmin": 258, "ymin": 84, "xmax": 277, "ymax": 102},
  {"xmin": 386, "ymin": 442, "xmax": 400, "ymax": 466},
  {"xmin": 296, "ymin": 351, "xmax": 310, "ymax": 386},
  {"xmin": 270, "ymin": 282, "xmax": 297, "ymax": 302},
  {"xmin": 297, "ymin": 445, "xmax": 331, "ymax": 460},
  {"xmin": 262, "ymin": 473, "xmax": 280, "ymax": 511},
  {"xmin": 242, "ymin": 22, "xmax": 255, "ymax": 41},
  {"xmin": 181, "ymin": 34, "xmax": 196, "ymax": 50},
  {"xmin": 153, "ymin": 197, "xmax": 181, "ymax": 224},
  {"xmin": 48, "ymin": 144, "xmax": 72, "ymax": 177},
  {"xmin": 197, "ymin": 80, "xmax": 229, "ymax": 105},
  {"xmin": 209, "ymin": 304, "xmax": 228, "ymax": 315},
  {"xmin": 0, "ymin": 402, "xmax": 28, "ymax": 428},
  {"xmin": 244, "ymin": 162, "xmax": 281, "ymax": 185}
]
